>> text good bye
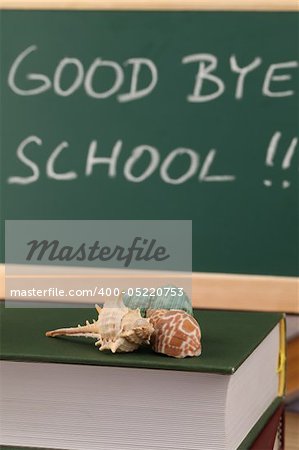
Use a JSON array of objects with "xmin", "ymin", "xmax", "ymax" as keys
[{"xmin": 8, "ymin": 46, "xmax": 298, "ymax": 102}]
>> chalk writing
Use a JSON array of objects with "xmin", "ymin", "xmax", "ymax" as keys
[
  {"xmin": 7, "ymin": 136, "xmax": 236, "ymax": 186},
  {"xmin": 8, "ymin": 46, "xmax": 298, "ymax": 101},
  {"xmin": 6, "ymin": 46, "xmax": 298, "ymax": 188},
  {"xmin": 264, "ymin": 132, "xmax": 298, "ymax": 189}
]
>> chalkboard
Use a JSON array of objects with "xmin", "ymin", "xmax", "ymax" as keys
[{"xmin": 1, "ymin": 10, "xmax": 298, "ymax": 276}]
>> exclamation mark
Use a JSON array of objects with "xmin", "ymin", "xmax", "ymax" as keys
[
  {"xmin": 263, "ymin": 132, "xmax": 280, "ymax": 187},
  {"xmin": 264, "ymin": 132, "xmax": 298, "ymax": 189},
  {"xmin": 281, "ymin": 137, "xmax": 297, "ymax": 189}
]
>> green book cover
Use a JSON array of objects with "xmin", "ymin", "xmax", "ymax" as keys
[{"xmin": 0, "ymin": 304, "xmax": 283, "ymax": 375}]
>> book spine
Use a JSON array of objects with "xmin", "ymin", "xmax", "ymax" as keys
[{"xmin": 277, "ymin": 317, "xmax": 286, "ymax": 397}]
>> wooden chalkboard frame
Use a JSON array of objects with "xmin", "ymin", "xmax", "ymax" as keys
[
  {"xmin": 0, "ymin": 1, "xmax": 298, "ymax": 312},
  {"xmin": 0, "ymin": 0, "xmax": 297, "ymax": 11},
  {"xmin": 0, "ymin": 265, "xmax": 298, "ymax": 312}
]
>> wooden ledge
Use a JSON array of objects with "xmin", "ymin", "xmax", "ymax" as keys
[
  {"xmin": 0, "ymin": 264, "xmax": 298, "ymax": 312},
  {"xmin": 0, "ymin": 0, "xmax": 298, "ymax": 11}
]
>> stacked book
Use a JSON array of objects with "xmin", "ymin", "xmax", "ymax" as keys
[
  {"xmin": 0, "ymin": 304, "xmax": 285, "ymax": 450},
  {"xmin": 286, "ymin": 314, "xmax": 299, "ymax": 399}
]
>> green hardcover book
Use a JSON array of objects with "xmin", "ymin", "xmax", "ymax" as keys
[{"xmin": 0, "ymin": 305, "xmax": 285, "ymax": 450}]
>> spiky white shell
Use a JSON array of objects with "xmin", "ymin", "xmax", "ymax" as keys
[
  {"xmin": 95, "ymin": 306, "xmax": 144, "ymax": 352},
  {"xmin": 46, "ymin": 297, "xmax": 154, "ymax": 354}
]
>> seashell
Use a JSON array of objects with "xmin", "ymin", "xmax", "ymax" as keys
[
  {"xmin": 123, "ymin": 286, "xmax": 193, "ymax": 317},
  {"xmin": 122, "ymin": 292, "xmax": 151, "ymax": 317},
  {"xmin": 46, "ymin": 295, "xmax": 154, "ymax": 354},
  {"xmin": 154, "ymin": 287, "xmax": 193, "ymax": 315},
  {"xmin": 147, "ymin": 309, "xmax": 201, "ymax": 358}
]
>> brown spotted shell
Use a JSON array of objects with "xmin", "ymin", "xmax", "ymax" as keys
[{"xmin": 147, "ymin": 309, "xmax": 201, "ymax": 358}]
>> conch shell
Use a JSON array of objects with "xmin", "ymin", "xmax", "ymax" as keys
[
  {"xmin": 123, "ymin": 286, "xmax": 193, "ymax": 317},
  {"xmin": 46, "ymin": 295, "xmax": 154, "ymax": 353},
  {"xmin": 147, "ymin": 309, "xmax": 201, "ymax": 358}
]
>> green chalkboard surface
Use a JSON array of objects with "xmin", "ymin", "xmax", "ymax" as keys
[{"xmin": 1, "ymin": 11, "xmax": 298, "ymax": 276}]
